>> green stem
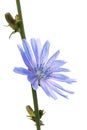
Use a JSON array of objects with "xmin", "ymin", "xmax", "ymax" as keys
[
  {"xmin": 15, "ymin": 0, "xmax": 41, "ymax": 130},
  {"xmin": 32, "ymin": 87, "xmax": 40, "ymax": 130},
  {"xmin": 16, "ymin": 0, "xmax": 26, "ymax": 39}
]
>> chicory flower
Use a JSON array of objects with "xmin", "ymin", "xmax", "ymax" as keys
[{"xmin": 14, "ymin": 39, "xmax": 76, "ymax": 99}]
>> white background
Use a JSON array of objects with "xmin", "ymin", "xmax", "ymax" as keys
[{"xmin": 0, "ymin": 0, "xmax": 87, "ymax": 130}]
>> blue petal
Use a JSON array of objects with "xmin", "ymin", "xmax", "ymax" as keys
[
  {"xmin": 31, "ymin": 80, "xmax": 38, "ymax": 90},
  {"xmin": 40, "ymin": 40, "xmax": 50, "ymax": 64},
  {"xmin": 45, "ymin": 80, "xmax": 68, "ymax": 98},
  {"xmin": 46, "ymin": 50, "xmax": 60, "ymax": 68},
  {"xmin": 22, "ymin": 39, "xmax": 36, "ymax": 67},
  {"xmin": 56, "ymin": 68, "xmax": 70, "ymax": 72},
  {"xmin": 46, "ymin": 67, "xmax": 69, "ymax": 73},
  {"xmin": 48, "ymin": 80, "xmax": 74, "ymax": 94},
  {"xmin": 17, "ymin": 45, "xmax": 33, "ymax": 69},
  {"xmin": 53, "ymin": 60, "xmax": 66, "ymax": 67},
  {"xmin": 49, "ymin": 73, "xmax": 76, "ymax": 84},
  {"xmin": 27, "ymin": 75, "xmax": 38, "ymax": 90},
  {"xmin": 13, "ymin": 67, "xmax": 29, "ymax": 75},
  {"xmin": 40, "ymin": 80, "xmax": 57, "ymax": 99},
  {"xmin": 45, "ymin": 60, "xmax": 68, "ymax": 73},
  {"xmin": 31, "ymin": 38, "xmax": 41, "ymax": 66}
]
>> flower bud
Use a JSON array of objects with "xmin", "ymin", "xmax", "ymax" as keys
[
  {"xmin": 5, "ymin": 13, "xmax": 15, "ymax": 26},
  {"xmin": 5, "ymin": 12, "xmax": 21, "ymax": 38}
]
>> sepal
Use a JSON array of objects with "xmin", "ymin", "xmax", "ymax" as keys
[{"xmin": 26, "ymin": 105, "xmax": 45, "ymax": 126}]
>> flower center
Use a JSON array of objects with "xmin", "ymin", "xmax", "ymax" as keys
[
  {"xmin": 34, "ymin": 65, "xmax": 47, "ymax": 80},
  {"xmin": 36, "ymin": 70, "xmax": 45, "ymax": 79}
]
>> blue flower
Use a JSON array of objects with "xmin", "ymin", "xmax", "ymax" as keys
[{"xmin": 14, "ymin": 39, "xmax": 76, "ymax": 99}]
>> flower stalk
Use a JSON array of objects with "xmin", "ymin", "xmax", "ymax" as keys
[
  {"xmin": 16, "ymin": 0, "xmax": 26, "ymax": 39},
  {"xmin": 15, "ymin": 0, "xmax": 41, "ymax": 130},
  {"xmin": 32, "ymin": 87, "xmax": 41, "ymax": 130}
]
